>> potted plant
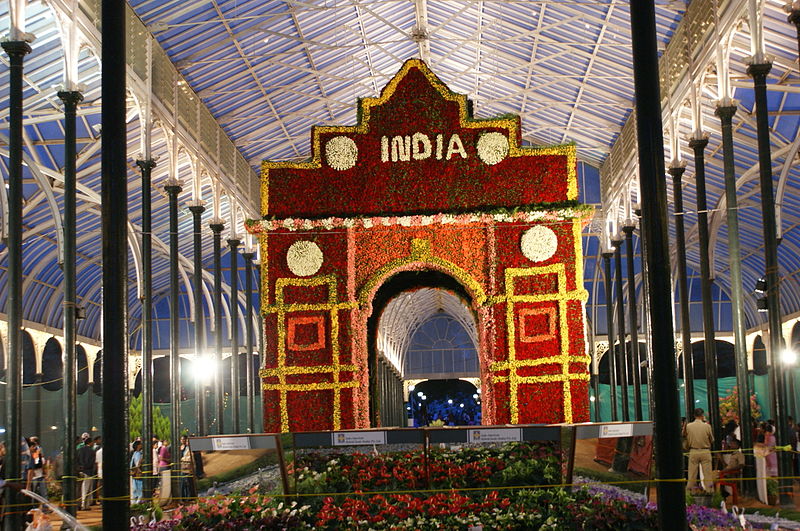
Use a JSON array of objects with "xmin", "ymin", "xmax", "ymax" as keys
[{"xmin": 767, "ymin": 479, "xmax": 778, "ymax": 505}]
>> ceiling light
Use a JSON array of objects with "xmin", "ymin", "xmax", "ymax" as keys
[{"xmin": 754, "ymin": 277, "xmax": 767, "ymax": 294}]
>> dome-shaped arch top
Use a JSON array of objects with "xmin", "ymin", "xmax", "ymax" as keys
[
  {"xmin": 41, "ymin": 337, "xmax": 63, "ymax": 391},
  {"xmin": 378, "ymin": 287, "xmax": 477, "ymax": 376}
]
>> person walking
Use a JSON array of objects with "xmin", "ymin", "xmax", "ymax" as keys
[
  {"xmin": 178, "ymin": 436, "xmax": 195, "ymax": 501},
  {"xmin": 157, "ymin": 439, "xmax": 172, "ymax": 504},
  {"xmin": 25, "ymin": 438, "xmax": 47, "ymax": 508},
  {"xmin": 129, "ymin": 441, "xmax": 144, "ymax": 505},
  {"xmin": 685, "ymin": 407, "xmax": 714, "ymax": 492},
  {"xmin": 75, "ymin": 433, "xmax": 96, "ymax": 510},
  {"xmin": 93, "ymin": 436, "xmax": 103, "ymax": 507}
]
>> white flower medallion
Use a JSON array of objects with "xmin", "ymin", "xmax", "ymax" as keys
[
  {"xmin": 325, "ymin": 136, "xmax": 358, "ymax": 170},
  {"xmin": 286, "ymin": 241, "xmax": 323, "ymax": 276},
  {"xmin": 476, "ymin": 132, "xmax": 509, "ymax": 165},
  {"xmin": 520, "ymin": 226, "xmax": 558, "ymax": 263}
]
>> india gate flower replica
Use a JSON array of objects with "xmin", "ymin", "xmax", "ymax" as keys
[{"xmin": 247, "ymin": 59, "xmax": 593, "ymax": 433}]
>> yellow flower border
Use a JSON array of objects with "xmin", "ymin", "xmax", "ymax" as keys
[
  {"xmin": 259, "ymin": 58, "xmax": 578, "ymax": 217},
  {"xmin": 489, "ymin": 220, "xmax": 589, "ymax": 423},
  {"xmin": 259, "ymin": 274, "xmax": 358, "ymax": 432},
  {"xmin": 357, "ymin": 238, "xmax": 487, "ymax": 307}
]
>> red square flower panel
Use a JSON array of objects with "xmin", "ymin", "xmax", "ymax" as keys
[{"xmin": 287, "ymin": 315, "xmax": 326, "ymax": 351}]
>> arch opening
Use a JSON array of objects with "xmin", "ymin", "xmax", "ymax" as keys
[{"xmin": 368, "ymin": 270, "xmax": 481, "ymax": 428}]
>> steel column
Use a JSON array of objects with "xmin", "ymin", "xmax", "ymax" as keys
[
  {"xmin": 613, "ymin": 240, "xmax": 630, "ymax": 421},
  {"xmin": 210, "ymin": 223, "xmax": 225, "ymax": 433},
  {"xmin": 668, "ymin": 166, "xmax": 696, "ymax": 420},
  {"xmin": 137, "ymin": 158, "xmax": 156, "ymax": 499},
  {"xmin": 622, "ymin": 225, "xmax": 644, "ymax": 421},
  {"xmin": 715, "ymin": 104, "xmax": 754, "ymax": 482},
  {"xmin": 189, "ymin": 205, "xmax": 206, "ymax": 435},
  {"xmin": 602, "ymin": 252, "xmax": 619, "ymax": 421},
  {"xmin": 748, "ymin": 61, "xmax": 793, "ymax": 506},
  {"xmin": 256, "ymin": 261, "xmax": 264, "ymax": 431},
  {"xmin": 689, "ymin": 136, "xmax": 721, "ymax": 447},
  {"xmin": 165, "ymin": 184, "xmax": 183, "ymax": 490},
  {"xmin": 629, "ymin": 1, "xmax": 686, "ymax": 526},
  {"xmin": 228, "ymin": 238, "xmax": 241, "ymax": 433},
  {"xmin": 243, "ymin": 252, "xmax": 256, "ymax": 433},
  {"xmin": 100, "ymin": 0, "xmax": 130, "ymax": 521},
  {"xmin": 58, "ymin": 89, "xmax": 82, "ymax": 517},
  {"xmin": 1, "ymin": 39, "xmax": 30, "ymax": 531}
]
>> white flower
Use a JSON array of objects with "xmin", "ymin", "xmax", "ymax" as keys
[
  {"xmin": 343, "ymin": 218, "xmax": 355, "ymax": 228},
  {"xmin": 321, "ymin": 218, "xmax": 334, "ymax": 230},
  {"xmin": 399, "ymin": 217, "xmax": 412, "ymax": 227},
  {"xmin": 302, "ymin": 219, "xmax": 313, "ymax": 230},
  {"xmin": 286, "ymin": 240, "xmax": 323, "ymax": 276},
  {"xmin": 325, "ymin": 136, "xmax": 358, "ymax": 170},
  {"xmin": 282, "ymin": 218, "xmax": 295, "ymax": 230},
  {"xmin": 362, "ymin": 218, "xmax": 373, "ymax": 229},
  {"xmin": 476, "ymin": 131, "xmax": 509, "ymax": 165},
  {"xmin": 441, "ymin": 214, "xmax": 456, "ymax": 224},
  {"xmin": 520, "ymin": 225, "xmax": 558, "ymax": 262},
  {"xmin": 421, "ymin": 215, "xmax": 434, "ymax": 225}
]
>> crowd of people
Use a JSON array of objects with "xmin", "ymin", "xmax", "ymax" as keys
[
  {"xmin": 0, "ymin": 430, "xmax": 202, "ymax": 527},
  {"xmin": 129, "ymin": 434, "xmax": 198, "ymax": 506},
  {"xmin": 683, "ymin": 408, "xmax": 800, "ymax": 504}
]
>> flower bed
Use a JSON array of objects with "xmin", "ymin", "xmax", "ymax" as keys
[
  {"xmin": 131, "ymin": 440, "xmax": 771, "ymax": 530},
  {"xmin": 294, "ymin": 441, "xmax": 561, "ymax": 494}
]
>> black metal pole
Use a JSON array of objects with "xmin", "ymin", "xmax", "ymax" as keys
[
  {"xmin": 591, "ymin": 362, "xmax": 602, "ymax": 421},
  {"xmin": 748, "ymin": 61, "xmax": 793, "ymax": 506},
  {"xmin": 622, "ymin": 225, "xmax": 644, "ymax": 421},
  {"xmin": 715, "ymin": 104, "xmax": 754, "ymax": 488},
  {"xmin": 165, "ymin": 184, "xmax": 183, "ymax": 480},
  {"xmin": 602, "ymin": 252, "xmax": 619, "ymax": 421},
  {"xmin": 689, "ymin": 136, "xmax": 721, "ymax": 448},
  {"xmin": 58, "ymin": 88, "xmax": 82, "ymax": 517},
  {"xmin": 137, "ymin": 158, "xmax": 156, "ymax": 500},
  {"xmin": 243, "ymin": 251, "xmax": 256, "ymax": 433},
  {"xmin": 629, "ymin": 1, "xmax": 686, "ymax": 526},
  {"xmin": 189, "ymin": 205, "xmax": 206, "ymax": 435},
  {"xmin": 669, "ymin": 165, "xmax": 696, "ymax": 421},
  {"xmin": 633, "ymin": 206, "xmax": 656, "ymax": 422},
  {"xmin": 613, "ymin": 240, "xmax": 631, "ymax": 421},
  {"xmin": 228, "ymin": 238, "xmax": 241, "ymax": 433},
  {"xmin": 210, "ymin": 223, "xmax": 225, "ymax": 434},
  {"xmin": 101, "ymin": 0, "xmax": 130, "ymax": 520},
  {"xmin": 256, "ymin": 260, "xmax": 264, "ymax": 431},
  {"xmin": 2, "ymin": 38, "xmax": 30, "ymax": 531}
]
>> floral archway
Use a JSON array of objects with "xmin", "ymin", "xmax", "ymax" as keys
[{"xmin": 247, "ymin": 59, "xmax": 592, "ymax": 433}]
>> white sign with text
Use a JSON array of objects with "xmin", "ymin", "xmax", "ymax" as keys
[
  {"xmin": 599, "ymin": 424, "xmax": 634, "ymax": 438},
  {"xmin": 211, "ymin": 437, "xmax": 252, "ymax": 451},
  {"xmin": 332, "ymin": 431, "xmax": 387, "ymax": 446},
  {"xmin": 467, "ymin": 428, "xmax": 522, "ymax": 443}
]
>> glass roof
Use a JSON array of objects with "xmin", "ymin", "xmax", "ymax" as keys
[{"xmin": 2, "ymin": 0, "xmax": 800, "ymax": 352}]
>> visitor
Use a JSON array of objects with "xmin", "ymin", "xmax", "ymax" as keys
[
  {"xmin": 129, "ymin": 441, "xmax": 143, "ymax": 505},
  {"xmin": 157, "ymin": 439, "xmax": 172, "ymax": 504},
  {"xmin": 718, "ymin": 438, "xmax": 744, "ymax": 499},
  {"xmin": 178, "ymin": 435, "xmax": 194, "ymax": 501},
  {"xmin": 75, "ymin": 433, "xmax": 96, "ymax": 510},
  {"xmin": 684, "ymin": 407, "xmax": 714, "ymax": 492},
  {"xmin": 93, "ymin": 436, "xmax": 102, "ymax": 506},
  {"xmin": 25, "ymin": 438, "xmax": 47, "ymax": 509},
  {"xmin": 754, "ymin": 432, "xmax": 772, "ymax": 504},
  {"xmin": 764, "ymin": 423, "xmax": 778, "ymax": 477}
]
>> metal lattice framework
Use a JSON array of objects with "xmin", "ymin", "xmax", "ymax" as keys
[{"xmin": 3, "ymin": 0, "xmax": 800, "ymax": 368}]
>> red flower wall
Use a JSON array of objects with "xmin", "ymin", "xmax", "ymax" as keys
[{"xmin": 249, "ymin": 59, "xmax": 591, "ymax": 433}]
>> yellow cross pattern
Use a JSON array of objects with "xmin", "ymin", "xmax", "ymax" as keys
[
  {"xmin": 260, "ymin": 274, "xmax": 358, "ymax": 432},
  {"xmin": 489, "ymin": 261, "xmax": 590, "ymax": 424}
]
